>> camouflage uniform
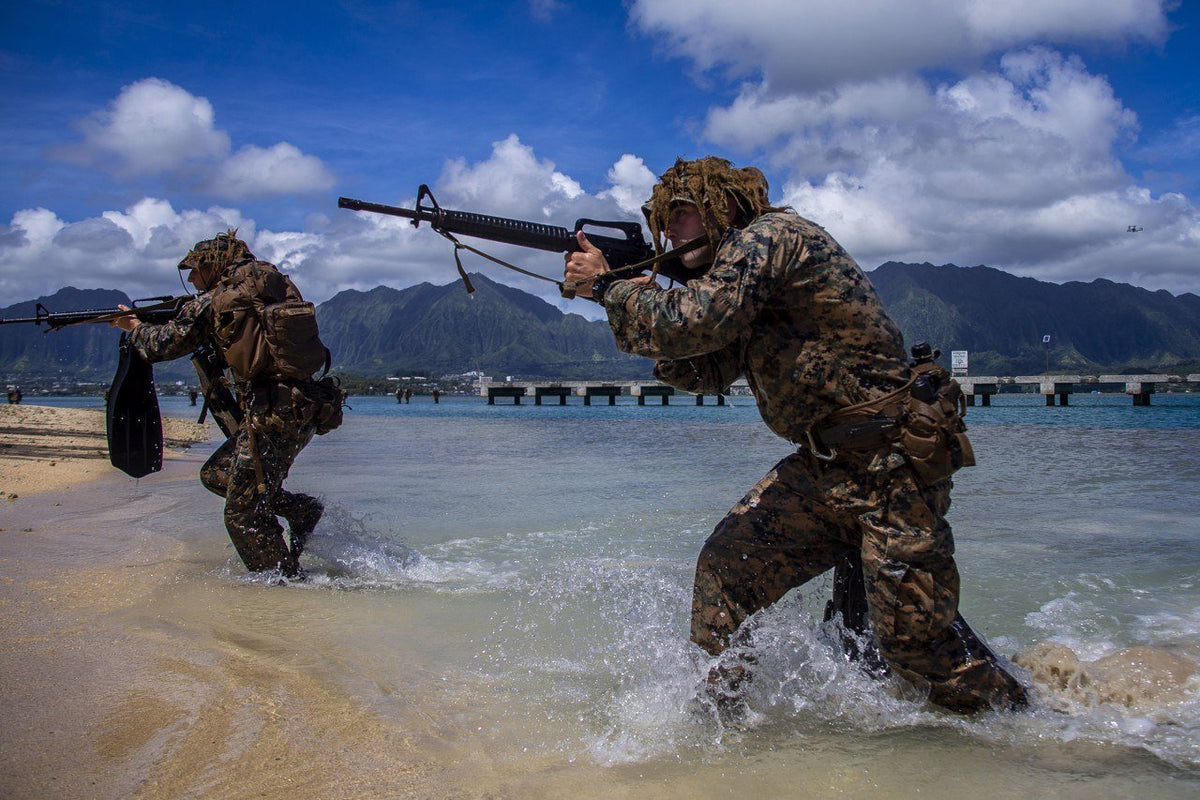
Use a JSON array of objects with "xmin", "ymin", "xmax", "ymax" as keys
[
  {"xmin": 128, "ymin": 290, "xmax": 321, "ymax": 577},
  {"xmin": 600, "ymin": 210, "xmax": 1025, "ymax": 711}
]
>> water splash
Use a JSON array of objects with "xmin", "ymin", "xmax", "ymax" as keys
[{"xmin": 260, "ymin": 501, "xmax": 513, "ymax": 591}]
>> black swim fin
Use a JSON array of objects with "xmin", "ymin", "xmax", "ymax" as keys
[
  {"xmin": 825, "ymin": 550, "xmax": 889, "ymax": 676},
  {"xmin": 106, "ymin": 333, "xmax": 163, "ymax": 478}
]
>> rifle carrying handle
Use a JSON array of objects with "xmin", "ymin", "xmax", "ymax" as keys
[{"xmin": 573, "ymin": 218, "xmax": 645, "ymax": 244}]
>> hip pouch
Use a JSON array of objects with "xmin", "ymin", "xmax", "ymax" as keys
[
  {"xmin": 291, "ymin": 376, "xmax": 347, "ymax": 435},
  {"xmin": 898, "ymin": 363, "xmax": 975, "ymax": 486}
]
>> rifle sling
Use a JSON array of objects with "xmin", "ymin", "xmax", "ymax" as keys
[
  {"xmin": 431, "ymin": 225, "xmax": 707, "ymax": 297},
  {"xmin": 600, "ymin": 236, "xmax": 708, "ymax": 281},
  {"xmin": 437, "ymin": 229, "xmax": 555, "ymax": 294}
]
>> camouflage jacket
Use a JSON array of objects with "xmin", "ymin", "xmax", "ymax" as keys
[
  {"xmin": 602, "ymin": 211, "xmax": 908, "ymax": 443},
  {"xmin": 128, "ymin": 292, "xmax": 214, "ymax": 363}
]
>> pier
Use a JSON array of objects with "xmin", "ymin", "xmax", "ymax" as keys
[
  {"xmin": 958, "ymin": 374, "xmax": 1199, "ymax": 406},
  {"xmin": 482, "ymin": 374, "xmax": 1199, "ymax": 406},
  {"xmin": 482, "ymin": 379, "xmax": 743, "ymax": 405}
]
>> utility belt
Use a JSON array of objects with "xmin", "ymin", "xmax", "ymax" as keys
[
  {"xmin": 808, "ymin": 412, "xmax": 903, "ymax": 454},
  {"xmin": 241, "ymin": 376, "xmax": 344, "ymax": 436},
  {"xmin": 805, "ymin": 346, "xmax": 976, "ymax": 485},
  {"xmin": 242, "ymin": 377, "xmax": 301, "ymax": 409}
]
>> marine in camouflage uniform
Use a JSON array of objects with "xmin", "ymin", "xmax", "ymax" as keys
[
  {"xmin": 116, "ymin": 235, "xmax": 322, "ymax": 578},
  {"xmin": 565, "ymin": 157, "xmax": 1026, "ymax": 712}
]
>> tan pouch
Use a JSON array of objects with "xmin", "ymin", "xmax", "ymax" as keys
[
  {"xmin": 899, "ymin": 396, "xmax": 958, "ymax": 485},
  {"xmin": 296, "ymin": 377, "xmax": 346, "ymax": 435}
]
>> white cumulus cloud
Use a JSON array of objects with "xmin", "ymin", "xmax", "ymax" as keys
[
  {"xmin": 0, "ymin": 199, "xmax": 258, "ymax": 300},
  {"xmin": 211, "ymin": 143, "xmax": 336, "ymax": 199},
  {"xmin": 438, "ymin": 134, "xmax": 584, "ymax": 218},
  {"xmin": 54, "ymin": 78, "xmax": 334, "ymax": 201},
  {"xmin": 59, "ymin": 78, "xmax": 230, "ymax": 174},
  {"xmin": 629, "ymin": 0, "xmax": 1168, "ymax": 92},
  {"xmin": 599, "ymin": 155, "xmax": 658, "ymax": 215}
]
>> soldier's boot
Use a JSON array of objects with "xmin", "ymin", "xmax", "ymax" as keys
[
  {"xmin": 283, "ymin": 497, "xmax": 323, "ymax": 561},
  {"xmin": 926, "ymin": 657, "xmax": 1029, "ymax": 713},
  {"xmin": 229, "ymin": 521, "xmax": 303, "ymax": 580},
  {"xmin": 695, "ymin": 650, "xmax": 758, "ymax": 725},
  {"xmin": 888, "ymin": 615, "xmax": 1031, "ymax": 713}
]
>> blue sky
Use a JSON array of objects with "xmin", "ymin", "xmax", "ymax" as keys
[{"xmin": 2, "ymin": 0, "xmax": 1198, "ymax": 315}]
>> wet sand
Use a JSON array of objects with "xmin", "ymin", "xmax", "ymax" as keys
[
  {"xmin": 0, "ymin": 409, "xmax": 439, "ymax": 798},
  {"xmin": 0, "ymin": 465, "xmax": 439, "ymax": 798}
]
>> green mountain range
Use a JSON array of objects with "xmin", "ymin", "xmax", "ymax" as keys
[
  {"xmin": 869, "ymin": 262, "xmax": 1200, "ymax": 374},
  {"xmin": 3, "ymin": 264, "xmax": 1199, "ymax": 385},
  {"xmin": 316, "ymin": 274, "xmax": 649, "ymax": 379}
]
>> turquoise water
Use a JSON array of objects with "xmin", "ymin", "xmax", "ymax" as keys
[{"xmin": 25, "ymin": 391, "xmax": 1200, "ymax": 790}]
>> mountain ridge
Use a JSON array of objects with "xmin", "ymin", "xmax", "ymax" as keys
[{"xmin": 3, "ymin": 264, "xmax": 1199, "ymax": 383}]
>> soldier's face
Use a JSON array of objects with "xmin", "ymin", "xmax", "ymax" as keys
[
  {"xmin": 666, "ymin": 203, "xmax": 704, "ymax": 242},
  {"xmin": 187, "ymin": 263, "xmax": 218, "ymax": 291},
  {"xmin": 667, "ymin": 203, "xmax": 711, "ymax": 269}
]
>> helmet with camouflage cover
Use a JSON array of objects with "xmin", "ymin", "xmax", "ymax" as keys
[
  {"xmin": 177, "ymin": 230, "xmax": 254, "ymax": 276},
  {"xmin": 642, "ymin": 157, "xmax": 780, "ymax": 253}
]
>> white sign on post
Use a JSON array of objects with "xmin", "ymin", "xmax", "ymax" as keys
[{"xmin": 951, "ymin": 350, "xmax": 968, "ymax": 376}]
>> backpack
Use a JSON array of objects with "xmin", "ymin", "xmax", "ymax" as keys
[{"xmin": 210, "ymin": 260, "xmax": 330, "ymax": 383}]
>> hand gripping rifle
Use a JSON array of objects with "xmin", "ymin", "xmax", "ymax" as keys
[{"xmin": 339, "ymin": 185, "xmax": 706, "ymax": 298}]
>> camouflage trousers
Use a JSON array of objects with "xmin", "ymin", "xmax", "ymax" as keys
[
  {"xmin": 691, "ymin": 448, "xmax": 1026, "ymax": 712},
  {"xmin": 200, "ymin": 397, "xmax": 318, "ymax": 577}
]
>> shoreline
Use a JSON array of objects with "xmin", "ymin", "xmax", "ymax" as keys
[{"xmin": 0, "ymin": 403, "xmax": 211, "ymax": 500}]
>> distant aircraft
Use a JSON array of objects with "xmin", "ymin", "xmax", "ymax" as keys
[{"xmin": 1127, "ymin": 225, "xmax": 1143, "ymax": 233}]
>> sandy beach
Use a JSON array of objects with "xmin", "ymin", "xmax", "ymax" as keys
[
  {"xmin": 0, "ymin": 403, "xmax": 209, "ymax": 499},
  {"xmin": 0, "ymin": 404, "xmax": 637, "ymax": 800}
]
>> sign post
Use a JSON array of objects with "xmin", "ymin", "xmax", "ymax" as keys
[{"xmin": 951, "ymin": 350, "xmax": 968, "ymax": 377}]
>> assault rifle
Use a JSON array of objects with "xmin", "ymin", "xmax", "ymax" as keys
[
  {"xmin": 0, "ymin": 295, "xmax": 188, "ymax": 330},
  {"xmin": 191, "ymin": 344, "xmax": 242, "ymax": 439},
  {"xmin": 339, "ymin": 185, "xmax": 704, "ymax": 297}
]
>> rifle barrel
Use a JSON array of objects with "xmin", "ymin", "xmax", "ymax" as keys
[
  {"xmin": 337, "ymin": 197, "xmax": 427, "ymax": 221},
  {"xmin": 339, "ymin": 196, "xmax": 576, "ymax": 253}
]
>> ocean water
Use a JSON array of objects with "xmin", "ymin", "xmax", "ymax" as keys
[{"xmin": 24, "ymin": 391, "xmax": 1200, "ymax": 795}]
